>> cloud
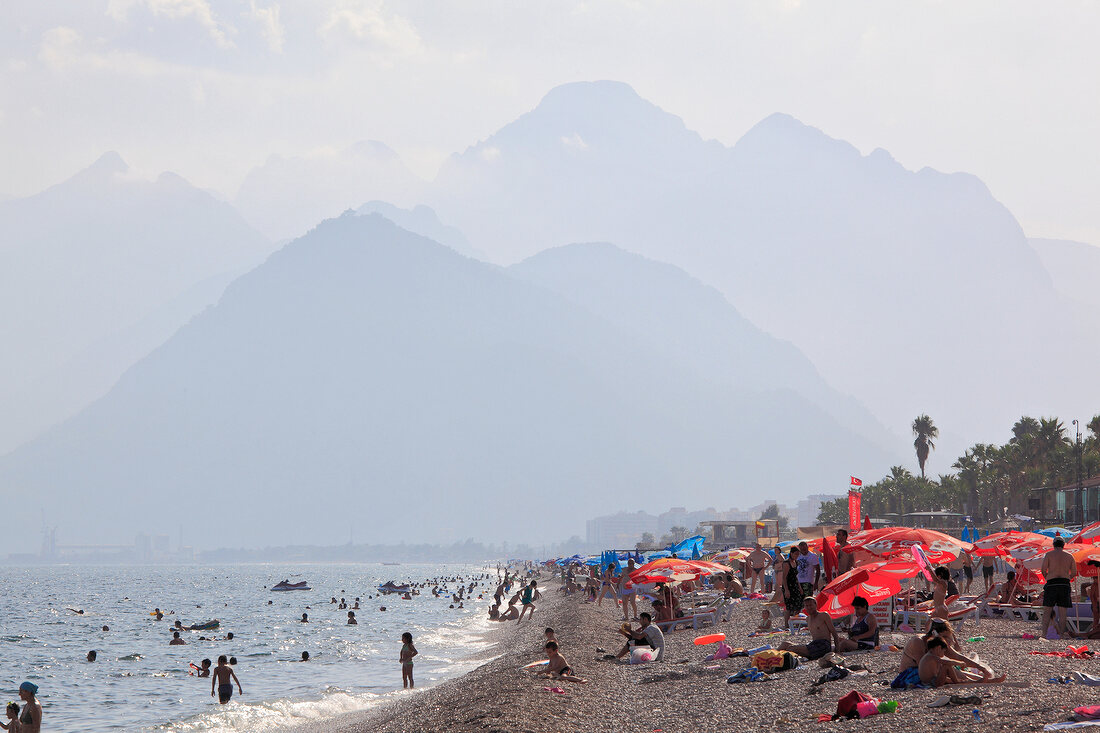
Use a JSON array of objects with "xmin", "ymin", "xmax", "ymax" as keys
[
  {"xmin": 320, "ymin": 0, "xmax": 424, "ymax": 57},
  {"xmin": 479, "ymin": 146, "xmax": 501, "ymax": 162},
  {"xmin": 107, "ymin": 0, "xmax": 235, "ymax": 49},
  {"xmin": 249, "ymin": 1, "xmax": 285, "ymax": 53},
  {"xmin": 38, "ymin": 26, "xmax": 174, "ymax": 75},
  {"xmin": 561, "ymin": 133, "xmax": 588, "ymax": 150}
]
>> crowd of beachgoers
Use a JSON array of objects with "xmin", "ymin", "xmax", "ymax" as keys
[{"xmin": 340, "ymin": 525, "xmax": 1100, "ymax": 732}]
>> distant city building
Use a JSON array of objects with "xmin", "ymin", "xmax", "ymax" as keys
[
  {"xmin": 796, "ymin": 494, "xmax": 844, "ymax": 528},
  {"xmin": 585, "ymin": 511, "xmax": 659, "ymax": 548},
  {"xmin": 657, "ymin": 506, "xmax": 719, "ymax": 535}
]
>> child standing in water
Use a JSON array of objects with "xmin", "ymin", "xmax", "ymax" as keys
[
  {"xmin": 211, "ymin": 655, "xmax": 242, "ymax": 704},
  {"xmin": 400, "ymin": 632, "xmax": 418, "ymax": 689}
]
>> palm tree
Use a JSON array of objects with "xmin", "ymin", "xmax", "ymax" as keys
[{"xmin": 912, "ymin": 414, "xmax": 939, "ymax": 479}]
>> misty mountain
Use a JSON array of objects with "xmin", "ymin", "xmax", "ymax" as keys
[
  {"xmin": 0, "ymin": 214, "xmax": 893, "ymax": 553},
  {"xmin": 426, "ymin": 81, "xmax": 1098, "ymax": 459},
  {"xmin": 510, "ymin": 242, "xmax": 894, "ymax": 451},
  {"xmin": 235, "ymin": 141, "xmax": 425, "ymax": 241},
  {"xmin": 0, "ymin": 152, "xmax": 271, "ymax": 454},
  {"xmin": 1029, "ymin": 238, "xmax": 1100, "ymax": 310},
  {"xmin": 356, "ymin": 200, "xmax": 483, "ymax": 259}
]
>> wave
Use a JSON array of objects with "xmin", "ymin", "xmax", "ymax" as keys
[{"xmin": 151, "ymin": 687, "xmax": 384, "ymax": 732}]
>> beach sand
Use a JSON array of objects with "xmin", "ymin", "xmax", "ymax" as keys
[{"xmin": 330, "ymin": 581, "xmax": 1100, "ymax": 732}]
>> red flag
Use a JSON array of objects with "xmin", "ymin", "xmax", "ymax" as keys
[
  {"xmin": 848, "ymin": 489, "xmax": 861, "ymax": 531},
  {"xmin": 822, "ymin": 536, "xmax": 839, "ymax": 582},
  {"xmin": 863, "ymin": 514, "xmax": 873, "ymax": 531},
  {"xmin": 850, "ymin": 476, "xmax": 862, "ymax": 487}
]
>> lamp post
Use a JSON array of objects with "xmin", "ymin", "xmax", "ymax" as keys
[{"xmin": 1073, "ymin": 419, "xmax": 1084, "ymax": 524}]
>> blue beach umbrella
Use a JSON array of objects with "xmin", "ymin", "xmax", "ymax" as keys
[
  {"xmin": 961, "ymin": 526, "xmax": 971, "ymax": 543},
  {"xmin": 1038, "ymin": 527, "xmax": 1072, "ymax": 538}
]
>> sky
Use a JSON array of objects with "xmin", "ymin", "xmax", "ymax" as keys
[{"xmin": 2, "ymin": 0, "xmax": 1098, "ymax": 245}]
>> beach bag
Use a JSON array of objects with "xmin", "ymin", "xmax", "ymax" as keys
[
  {"xmin": 629, "ymin": 648, "xmax": 655, "ymax": 664},
  {"xmin": 751, "ymin": 649, "xmax": 797, "ymax": 671},
  {"xmin": 835, "ymin": 690, "xmax": 875, "ymax": 720}
]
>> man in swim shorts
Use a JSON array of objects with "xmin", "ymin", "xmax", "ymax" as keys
[
  {"xmin": 779, "ymin": 597, "xmax": 839, "ymax": 661},
  {"xmin": 981, "ymin": 553, "xmax": 996, "ymax": 592},
  {"xmin": 211, "ymin": 655, "xmax": 242, "ymax": 704},
  {"xmin": 1040, "ymin": 537, "xmax": 1077, "ymax": 638}
]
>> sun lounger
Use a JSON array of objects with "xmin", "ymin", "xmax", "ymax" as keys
[
  {"xmin": 906, "ymin": 602, "xmax": 979, "ymax": 632},
  {"xmin": 1067, "ymin": 602, "xmax": 1094, "ymax": 636},
  {"xmin": 988, "ymin": 602, "xmax": 1039, "ymax": 621}
]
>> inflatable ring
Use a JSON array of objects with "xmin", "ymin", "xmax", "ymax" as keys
[{"xmin": 693, "ymin": 633, "xmax": 726, "ymax": 646}]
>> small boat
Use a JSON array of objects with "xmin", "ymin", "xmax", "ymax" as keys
[
  {"xmin": 377, "ymin": 581, "xmax": 411, "ymax": 594},
  {"xmin": 271, "ymin": 580, "xmax": 311, "ymax": 592},
  {"xmin": 188, "ymin": 619, "xmax": 220, "ymax": 631}
]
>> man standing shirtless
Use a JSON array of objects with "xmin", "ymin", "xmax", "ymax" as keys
[
  {"xmin": 778, "ymin": 598, "xmax": 840, "ymax": 661},
  {"xmin": 835, "ymin": 529, "xmax": 853, "ymax": 577},
  {"xmin": 1040, "ymin": 537, "xmax": 1077, "ymax": 639},
  {"xmin": 746, "ymin": 544, "xmax": 770, "ymax": 594}
]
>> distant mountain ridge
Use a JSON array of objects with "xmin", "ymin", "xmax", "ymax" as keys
[
  {"xmin": 0, "ymin": 152, "xmax": 272, "ymax": 455},
  {"xmin": 0, "ymin": 214, "xmax": 894, "ymax": 552}
]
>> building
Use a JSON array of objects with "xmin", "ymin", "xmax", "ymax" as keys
[
  {"xmin": 657, "ymin": 506, "xmax": 719, "ymax": 535},
  {"xmin": 796, "ymin": 494, "xmax": 844, "ymax": 528},
  {"xmin": 1031, "ymin": 474, "xmax": 1100, "ymax": 526},
  {"xmin": 585, "ymin": 511, "xmax": 659, "ymax": 548}
]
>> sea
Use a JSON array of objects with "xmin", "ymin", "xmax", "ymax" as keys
[{"xmin": 0, "ymin": 563, "xmax": 499, "ymax": 731}]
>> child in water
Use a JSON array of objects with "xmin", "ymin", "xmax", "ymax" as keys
[
  {"xmin": 211, "ymin": 655, "xmax": 242, "ymax": 704},
  {"xmin": 1, "ymin": 702, "xmax": 19, "ymax": 731},
  {"xmin": 400, "ymin": 632, "xmax": 418, "ymax": 689}
]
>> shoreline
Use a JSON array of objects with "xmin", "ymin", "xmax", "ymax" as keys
[{"xmin": 320, "ymin": 575, "xmax": 1100, "ymax": 733}]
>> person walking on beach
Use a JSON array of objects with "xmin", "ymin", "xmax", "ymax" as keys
[
  {"xmin": 400, "ymin": 632, "xmax": 417, "ymax": 689},
  {"xmin": 747, "ymin": 544, "xmax": 769, "ymax": 594},
  {"xmin": 517, "ymin": 581, "xmax": 538, "ymax": 623},
  {"xmin": 1040, "ymin": 537, "xmax": 1077, "ymax": 639},
  {"xmin": 835, "ymin": 530, "xmax": 853, "ymax": 577},
  {"xmin": 595, "ymin": 564, "xmax": 617, "ymax": 607},
  {"xmin": 211, "ymin": 655, "xmax": 242, "ymax": 704},
  {"xmin": 618, "ymin": 559, "xmax": 637, "ymax": 621}
]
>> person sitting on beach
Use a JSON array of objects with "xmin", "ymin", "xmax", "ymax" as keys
[
  {"xmin": 347, "ymin": 611, "xmax": 357, "ymax": 625},
  {"xmin": 897, "ymin": 619, "xmax": 997, "ymax": 682},
  {"xmin": 778, "ymin": 597, "xmax": 838, "ymax": 660},
  {"xmin": 998, "ymin": 571, "xmax": 1023, "ymax": 605},
  {"xmin": 499, "ymin": 603, "xmax": 519, "ymax": 621},
  {"xmin": 170, "ymin": 631, "xmax": 186, "ymax": 645},
  {"xmin": 757, "ymin": 608, "xmax": 773, "ymax": 631},
  {"xmin": 834, "ymin": 596, "xmax": 878, "ymax": 652},
  {"xmin": 615, "ymin": 612, "xmax": 665, "ymax": 662},
  {"xmin": 488, "ymin": 604, "xmax": 500, "ymax": 620},
  {"xmin": 724, "ymin": 573, "xmax": 744, "ymax": 599},
  {"xmin": 917, "ymin": 637, "xmax": 1004, "ymax": 687},
  {"xmin": 539, "ymin": 641, "xmax": 587, "ymax": 684},
  {"xmin": 212, "ymin": 655, "xmax": 242, "ymax": 704}
]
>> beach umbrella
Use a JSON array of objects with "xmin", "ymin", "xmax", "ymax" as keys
[
  {"xmin": 843, "ymin": 527, "xmax": 972, "ymax": 566},
  {"xmin": 961, "ymin": 526, "xmax": 971, "ymax": 543},
  {"xmin": 1070, "ymin": 521, "xmax": 1100, "ymax": 546},
  {"xmin": 1038, "ymin": 527, "xmax": 1073, "ymax": 538},
  {"xmin": 815, "ymin": 560, "xmax": 921, "ymax": 618},
  {"xmin": 971, "ymin": 531, "xmax": 1048, "ymax": 557},
  {"xmin": 1022, "ymin": 543, "xmax": 1100, "ymax": 577},
  {"xmin": 713, "ymin": 548, "xmax": 750, "ymax": 563},
  {"xmin": 864, "ymin": 515, "xmax": 873, "ymax": 530}
]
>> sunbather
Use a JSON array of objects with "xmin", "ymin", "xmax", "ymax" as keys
[
  {"xmin": 898, "ymin": 619, "xmax": 997, "ymax": 681},
  {"xmin": 835, "ymin": 595, "xmax": 878, "ymax": 652},
  {"xmin": 778, "ymin": 598, "xmax": 839, "ymax": 661}
]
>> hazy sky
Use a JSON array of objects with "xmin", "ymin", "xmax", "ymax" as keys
[{"xmin": 2, "ymin": 0, "xmax": 1097, "ymax": 244}]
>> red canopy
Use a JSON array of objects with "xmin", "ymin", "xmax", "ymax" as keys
[
  {"xmin": 1071, "ymin": 521, "xmax": 1100, "ymax": 546},
  {"xmin": 815, "ymin": 559, "xmax": 921, "ymax": 618},
  {"xmin": 843, "ymin": 527, "xmax": 973, "ymax": 565},
  {"xmin": 1022, "ymin": 543, "xmax": 1100, "ymax": 578},
  {"xmin": 971, "ymin": 531, "xmax": 1048, "ymax": 557}
]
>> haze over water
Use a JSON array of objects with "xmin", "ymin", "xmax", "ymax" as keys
[{"xmin": 1, "ymin": 563, "xmax": 494, "ymax": 732}]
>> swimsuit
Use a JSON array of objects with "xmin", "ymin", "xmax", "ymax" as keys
[
  {"xmin": 982, "ymin": 564, "xmax": 995, "ymax": 578},
  {"xmin": 805, "ymin": 638, "xmax": 831, "ymax": 660},
  {"xmin": 219, "ymin": 683, "xmax": 233, "ymax": 703},
  {"xmin": 401, "ymin": 643, "xmax": 414, "ymax": 668},
  {"xmin": 964, "ymin": 565, "xmax": 973, "ymax": 580},
  {"xmin": 1044, "ymin": 577, "xmax": 1072, "ymax": 608},
  {"xmin": 849, "ymin": 616, "xmax": 879, "ymax": 650}
]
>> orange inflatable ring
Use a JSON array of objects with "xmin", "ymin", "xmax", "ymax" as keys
[{"xmin": 693, "ymin": 633, "xmax": 726, "ymax": 646}]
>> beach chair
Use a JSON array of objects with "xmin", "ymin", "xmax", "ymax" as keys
[
  {"xmin": 906, "ymin": 602, "xmax": 978, "ymax": 633},
  {"xmin": 964, "ymin": 583, "xmax": 1002, "ymax": 619},
  {"xmin": 988, "ymin": 602, "xmax": 1039, "ymax": 621},
  {"xmin": 1066, "ymin": 602, "xmax": 1094, "ymax": 636}
]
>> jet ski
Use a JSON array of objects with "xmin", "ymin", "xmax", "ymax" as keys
[
  {"xmin": 377, "ymin": 581, "xmax": 411, "ymax": 594},
  {"xmin": 271, "ymin": 579, "xmax": 311, "ymax": 591}
]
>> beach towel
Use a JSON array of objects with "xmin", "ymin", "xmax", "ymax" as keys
[
  {"xmin": 1031, "ymin": 645, "xmax": 1094, "ymax": 659},
  {"xmin": 890, "ymin": 667, "xmax": 926, "ymax": 689},
  {"xmin": 1075, "ymin": 706, "xmax": 1100, "ymax": 721},
  {"xmin": 751, "ymin": 649, "xmax": 797, "ymax": 671}
]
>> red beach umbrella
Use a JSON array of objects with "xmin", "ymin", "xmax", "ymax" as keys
[
  {"xmin": 1071, "ymin": 521, "xmax": 1100, "ymax": 546},
  {"xmin": 843, "ymin": 527, "xmax": 973, "ymax": 566},
  {"xmin": 971, "ymin": 531, "xmax": 1048, "ymax": 557},
  {"xmin": 815, "ymin": 560, "xmax": 921, "ymax": 618},
  {"xmin": 864, "ymin": 515, "xmax": 873, "ymax": 530},
  {"xmin": 1022, "ymin": 543, "xmax": 1100, "ymax": 577}
]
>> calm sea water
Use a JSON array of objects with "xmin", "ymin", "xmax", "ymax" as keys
[{"xmin": 0, "ymin": 563, "xmax": 497, "ymax": 732}]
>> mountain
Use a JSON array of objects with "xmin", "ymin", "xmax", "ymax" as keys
[
  {"xmin": 426, "ymin": 81, "xmax": 1099, "ymax": 459},
  {"xmin": 235, "ymin": 141, "xmax": 425, "ymax": 241},
  {"xmin": 0, "ymin": 214, "xmax": 893, "ymax": 553},
  {"xmin": 0, "ymin": 152, "xmax": 271, "ymax": 454},
  {"xmin": 510, "ymin": 242, "xmax": 894, "ymax": 452},
  {"xmin": 356, "ymin": 200, "xmax": 483, "ymax": 259},
  {"xmin": 1029, "ymin": 238, "xmax": 1100, "ymax": 310}
]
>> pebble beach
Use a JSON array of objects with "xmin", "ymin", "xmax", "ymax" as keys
[{"xmin": 330, "ymin": 578, "xmax": 1100, "ymax": 733}]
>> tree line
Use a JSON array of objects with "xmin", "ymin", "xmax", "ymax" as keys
[{"xmin": 817, "ymin": 414, "xmax": 1100, "ymax": 525}]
